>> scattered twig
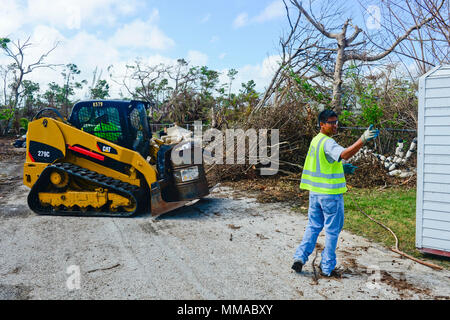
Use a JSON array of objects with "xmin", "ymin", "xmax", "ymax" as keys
[
  {"xmin": 280, "ymin": 177, "xmax": 301, "ymax": 182},
  {"xmin": 87, "ymin": 264, "xmax": 121, "ymax": 274},
  {"xmin": 400, "ymin": 175, "xmax": 416, "ymax": 185},
  {"xmin": 377, "ymin": 182, "xmax": 389, "ymax": 191},
  {"xmin": 311, "ymin": 248, "xmax": 320, "ymax": 284},
  {"xmin": 256, "ymin": 233, "xmax": 269, "ymax": 240}
]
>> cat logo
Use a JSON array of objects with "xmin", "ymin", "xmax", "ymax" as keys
[{"xmin": 96, "ymin": 142, "xmax": 118, "ymax": 155}]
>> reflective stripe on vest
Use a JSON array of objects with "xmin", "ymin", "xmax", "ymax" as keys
[{"xmin": 300, "ymin": 133, "xmax": 347, "ymax": 194}]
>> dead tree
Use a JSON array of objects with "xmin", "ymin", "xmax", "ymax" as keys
[
  {"xmin": 372, "ymin": 0, "xmax": 449, "ymax": 75},
  {"xmin": 278, "ymin": 0, "xmax": 442, "ymax": 113},
  {"xmin": 110, "ymin": 59, "xmax": 202, "ymax": 123},
  {"xmin": 252, "ymin": 1, "xmax": 327, "ymax": 115},
  {"xmin": 110, "ymin": 60, "xmax": 169, "ymax": 120},
  {"xmin": 1, "ymin": 37, "xmax": 59, "ymax": 109},
  {"xmin": 1, "ymin": 37, "xmax": 60, "ymax": 134}
]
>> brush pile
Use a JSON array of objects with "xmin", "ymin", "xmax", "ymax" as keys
[{"xmin": 206, "ymin": 102, "xmax": 317, "ymax": 182}]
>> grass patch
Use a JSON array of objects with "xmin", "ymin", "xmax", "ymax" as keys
[{"xmin": 344, "ymin": 186, "xmax": 450, "ymax": 270}]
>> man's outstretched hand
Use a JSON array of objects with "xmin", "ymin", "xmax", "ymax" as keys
[{"xmin": 360, "ymin": 125, "xmax": 379, "ymax": 144}]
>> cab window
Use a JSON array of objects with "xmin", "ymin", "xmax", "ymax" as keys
[{"xmin": 78, "ymin": 106, "xmax": 123, "ymax": 143}]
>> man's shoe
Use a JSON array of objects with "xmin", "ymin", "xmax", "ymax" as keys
[
  {"xmin": 291, "ymin": 261, "xmax": 303, "ymax": 273},
  {"xmin": 319, "ymin": 267, "xmax": 342, "ymax": 278}
]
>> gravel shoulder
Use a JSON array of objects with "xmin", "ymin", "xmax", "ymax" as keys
[{"xmin": 0, "ymin": 155, "xmax": 449, "ymax": 300}]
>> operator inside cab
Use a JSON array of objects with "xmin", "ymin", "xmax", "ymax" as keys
[{"xmin": 93, "ymin": 113, "xmax": 120, "ymax": 142}]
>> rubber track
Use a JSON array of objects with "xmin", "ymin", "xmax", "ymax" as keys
[{"xmin": 27, "ymin": 162, "xmax": 145, "ymax": 217}]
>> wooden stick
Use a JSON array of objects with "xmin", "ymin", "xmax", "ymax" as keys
[
  {"xmin": 391, "ymin": 248, "xmax": 443, "ymax": 270},
  {"xmin": 351, "ymin": 195, "xmax": 444, "ymax": 271}
]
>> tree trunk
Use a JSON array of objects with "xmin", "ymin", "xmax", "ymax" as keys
[
  {"xmin": 331, "ymin": 38, "xmax": 346, "ymax": 113},
  {"xmin": 210, "ymin": 106, "xmax": 216, "ymax": 128}
]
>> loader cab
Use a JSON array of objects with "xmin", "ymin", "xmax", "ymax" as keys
[{"xmin": 68, "ymin": 100, "xmax": 152, "ymax": 158}]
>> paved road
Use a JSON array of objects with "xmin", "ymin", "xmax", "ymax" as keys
[{"xmin": 1, "ymin": 159, "xmax": 449, "ymax": 300}]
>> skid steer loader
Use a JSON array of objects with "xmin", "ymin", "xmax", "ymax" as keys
[{"xmin": 23, "ymin": 100, "xmax": 209, "ymax": 217}]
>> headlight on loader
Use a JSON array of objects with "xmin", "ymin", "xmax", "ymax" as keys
[{"xmin": 173, "ymin": 166, "xmax": 199, "ymax": 183}]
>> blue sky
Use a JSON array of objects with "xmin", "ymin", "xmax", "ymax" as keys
[{"xmin": 1, "ymin": 0, "xmax": 379, "ymax": 98}]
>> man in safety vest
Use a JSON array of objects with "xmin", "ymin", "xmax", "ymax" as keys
[{"xmin": 292, "ymin": 109, "xmax": 379, "ymax": 277}]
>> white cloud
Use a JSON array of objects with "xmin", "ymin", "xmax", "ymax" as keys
[
  {"xmin": 29, "ymin": 27, "xmax": 118, "ymax": 72},
  {"xmin": 109, "ymin": 18, "xmax": 175, "ymax": 50},
  {"xmin": 219, "ymin": 53, "xmax": 227, "ymax": 60},
  {"xmin": 27, "ymin": 1, "xmax": 81, "ymax": 30},
  {"xmin": 13, "ymin": 25, "xmax": 122, "ymax": 99},
  {"xmin": 144, "ymin": 54, "xmax": 178, "ymax": 67},
  {"xmin": 187, "ymin": 50, "xmax": 208, "ymax": 66},
  {"xmin": 0, "ymin": 0, "xmax": 147, "ymax": 36},
  {"xmin": 233, "ymin": 13, "xmax": 249, "ymax": 29},
  {"xmin": 116, "ymin": 1, "xmax": 142, "ymax": 15},
  {"xmin": 146, "ymin": 8, "xmax": 161, "ymax": 24},
  {"xmin": 65, "ymin": 33, "xmax": 121, "ymax": 70},
  {"xmin": 0, "ymin": 0, "xmax": 26, "ymax": 35},
  {"xmin": 254, "ymin": 1, "xmax": 285, "ymax": 23},
  {"xmin": 226, "ymin": 55, "xmax": 281, "ymax": 93},
  {"xmin": 200, "ymin": 13, "xmax": 211, "ymax": 24},
  {"xmin": 233, "ymin": 1, "xmax": 285, "ymax": 29}
]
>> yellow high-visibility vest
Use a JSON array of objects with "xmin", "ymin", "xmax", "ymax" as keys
[{"xmin": 300, "ymin": 132, "xmax": 347, "ymax": 194}]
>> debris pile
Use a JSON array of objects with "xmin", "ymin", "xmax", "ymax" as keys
[
  {"xmin": 345, "ymin": 155, "xmax": 393, "ymax": 188},
  {"xmin": 346, "ymin": 138, "xmax": 417, "ymax": 187},
  {"xmin": 205, "ymin": 101, "xmax": 316, "ymax": 182}
]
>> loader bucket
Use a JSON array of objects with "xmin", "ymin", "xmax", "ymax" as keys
[
  {"xmin": 150, "ymin": 181, "xmax": 190, "ymax": 217},
  {"xmin": 150, "ymin": 179, "xmax": 209, "ymax": 217}
]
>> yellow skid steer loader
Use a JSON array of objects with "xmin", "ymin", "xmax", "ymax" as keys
[{"xmin": 23, "ymin": 100, "xmax": 209, "ymax": 217}]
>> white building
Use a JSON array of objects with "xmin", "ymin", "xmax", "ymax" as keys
[{"xmin": 416, "ymin": 64, "xmax": 450, "ymax": 257}]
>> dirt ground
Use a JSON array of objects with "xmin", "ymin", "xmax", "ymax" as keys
[{"xmin": 1, "ymin": 138, "xmax": 449, "ymax": 300}]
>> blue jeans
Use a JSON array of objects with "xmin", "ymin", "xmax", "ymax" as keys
[{"xmin": 293, "ymin": 193, "xmax": 344, "ymax": 275}]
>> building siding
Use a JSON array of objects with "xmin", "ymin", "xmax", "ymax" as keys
[
  {"xmin": 422, "ymin": 238, "xmax": 450, "ymax": 249},
  {"xmin": 423, "ymin": 219, "xmax": 450, "ymax": 231},
  {"xmin": 423, "ymin": 210, "xmax": 450, "ymax": 223},
  {"xmin": 416, "ymin": 64, "xmax": 450, "ymax": 254}
]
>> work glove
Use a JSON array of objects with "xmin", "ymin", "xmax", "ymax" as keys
[
  {"xmin": 343, "ymin": 163, "xmax": 358, "ymax": 174},
  {"xmin": 360, "ymin": 125, "xmax": 379, "ymax": 144}
]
